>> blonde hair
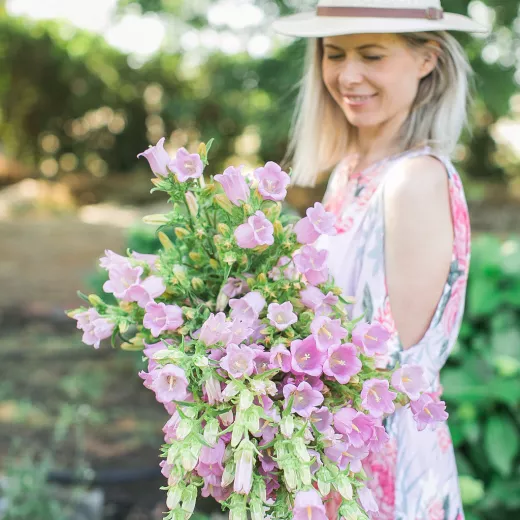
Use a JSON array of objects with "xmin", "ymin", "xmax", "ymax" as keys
[{"xmin": 283, "ymin": 32, "xmax": 473, "ymax": 187}]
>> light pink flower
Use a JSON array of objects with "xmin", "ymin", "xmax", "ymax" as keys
[
  {"xmin": 367, "ymin": 421, "xmax": 390, "ymax": 453},
  {"xmin": 151, "ymin": 364, "xmax": 189, "ymax": 403},
  {"xmin": 103, "ymin": 264, "xmax": 143, "ymax": 300},
  {"xmin": 229, "ymin": 291, "xmax": 266, "ymax": 323},
  {"xmin": 204, "ymin": 375, "xmax": 224, "ymax": 405},
  {"xmin": 324, "ymin": 441, "xmax": 369, "ymax": 473},
  {"xmin": 358, "ymin": 486, "xmax": 379, "ymax": 515},
  {"xmin": 253, "ymin": 161, "xmax": 290, "ymax": 201},
  {"xmin": 197, "ymin": 438, "xmax": 225, "ymax": 477},
  {"xmin": 219, "ymin": 343, "xmax": 256, "ymax": 379},
  {"xmin": 310, "ymin": 407, "xmax": 333, "ymax": 433},
  {"xmin": 143, "ymin": 340, "xmax": 172, "ymax": 371},
  {"xmin": 293, "ymin": 245, "xmax": 329, "ymax": 285},
  {"xmin": 227, "ymin": 319, "xmax": 253, "ymax": 345},
  {"xmin": 310, "ymin": 316, "xmax": 348, "ymax": 352},
  {"xmin": 334, "ymin": 408, "xmax": 374, "ymax": 448},
  {"xmin": 268, "ymin": 256, "xmax": 298, "ymax": 281},
  {"xmin": 294, "ymin": 202, "xmax": 337, "ymax": 244},
  {"xmin": 99, "ymin": 249, "xmax": 130, "ymax": 271},
  {"xmin": 234, "ymin": 211, "xmax": 274, "ymax": 249},
  {"xmin": 267, "ymin": 301, "xmax": 297, "ymax": 331},
  {"xmin": 222, "ymin": 277, "xmax": 250, "ymax": 298},
  {"xmin": 199, "ymin": 312, "xmax": 231, "ymax": 346},
  {"xmin": 352, "ymin": 321, "xmax": 390, "ymax": 357},
  {"xmin": 214, "ymin": 165, "xmax": 250, "ymax": 206},
  {"xmin": 163, "ymin": 411, "xmax": 181, "ymax": 443},
  {"xmin": 143, "ymin": 302, "xmax": 184, "ymax": 337},
  {"xmin": 290, "ymin": 336, "xmax": 327, "ymax": 377},
  {"xmin": 300, "ymin": 286, "xmax": 338, "ymax": 316},
  {"xmin": 361, "ymin": 379, "xmax": 396, "ymax": 418},
  {"xmin": 268, "ymin": 344, "xmax": 292, "ymax": 372},
  {"xmin": 323, "ymin": 343, "xmax": 362, "ymax": 384},
  {"xmin": 283, "ymin": 381, "xmax": 324, "ymax": 418},
  {"xmin": 125, "ymin": 275, "xmax": 166, "ymax": 308},
  {"xmin": 410, "ymin": 394, "xmax": 449, "ymax": 431},
  {"xmin": 74, "ymin": 308, "xmax": 114, "ymax": 349},
  {"xmin": 391, "ymin": 365, "xmax": 428, "ymax": 401},
  {"xmin": 293, "ymin": 489, "xmax": 327, "ymax": 520},
  {"xmin": 137, "ymin": 137, "xmax": 171, "ymax": 177},
  {"xmin": 169, "ymin": 147, "xmax": 203, "ymax": 182}
]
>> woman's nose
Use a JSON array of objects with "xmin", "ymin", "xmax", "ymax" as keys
[{"xmin": 338, "ymin": 59, "xmax": 364, "ymax": 85}]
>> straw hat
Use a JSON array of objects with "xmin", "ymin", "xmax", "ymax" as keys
[{"xmin": 272, "ymin": 0, "xmax": 488, "ymax": 37}]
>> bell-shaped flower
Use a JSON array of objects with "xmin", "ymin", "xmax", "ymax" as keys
[
  {"xmin": 366, "ymin": 421, "xmax": 390, "ymax": 453},
  {"xmin": 199, "ymin": 312, "xmax": 231, "ymax": 346},
  {"xmin": 323, "ymin": 343, "xmax": 362, "ymax": 384},
  {"xmin": 74, "ymin": 308, "xmax": 114, "ymax": 349},
  {"xmin": 253, "ymin": 161, "xmax": 290, "ymax": 202},
  {"xmin": 293, "ymin": 489, "xmax": 327, "ymax": 520},
  {"xmin": 99, "ymin": 249, "xmax": 130, "ymax": 271},
  {"xmin": 300, "ymin": 286, "xmax": 338, "ymax": 316},
  {"xmin": 215, "ymin": 165, "xmax": 250, "ymax": 206},
  {"xmin": 311, "ymin": 316, "xmax": 348, "ymax": 352},
  {"xmin": 222, "ymin": 277, "xmax": 250, "ymax": 298},
  {"xmin": 293, "ymin": 245, "xmax": 329, "ymax": 285},
  {"xmin": 333, "ymin": 407, "xmax": 374, "ymax": 448},
  {"xmin": 391, "ymin": 365, "xmax": 428, "ymax": 400},
  {"xmin": 227, "ymin": 319, "xmax": 253, "ymax": 346},
  {"xmin": 229, "ymin": 291, "xmax": 266, "ymax": 323},
  {"xmin": 151, "ymin": 364, "xmax": 189, "ymax": 403},
  {"xmin": 204, "ymin": 375, "xmax": 224, "ymax": 405},
  {"xmin": 169, "ymin": 147, "xmax": 203, "ymax": 182},
  {"xmin": 410, "ymin": 394, "xmax": 449, "ymax": 431},
  {"xmin": 268, "ymin": 256, "xmax": 298, "ymax": 281},
  {"xmin": 163, "ymin": 411, "xmax": 181, "ymax": 443},
  {"xmin": 143, "ymin": 340, "xmax": 172, "ymax": 372},
  {"xmin": 325, "ymin": 441, "xmax": 369, "ymax": 473},
  {"xmin": 352, "ymin": 321, "xmax": 391, "ymax": 357},
  {"xmin": 294, "ymin": 202, "xmax": 337, "ymax": 245},
  {"xmin": 267, "ymin": 301, "xmax": 297, "ymax": 331},
  {"xmin": 310, "ymin": 407, "xmax": 333, "ymax": 433},
  {"xmin": 233, "ymin": 439, "xmax": 256, "ymax": 495},
  {"xmin": 290, "ymin": 336, "xmax": 327, "ymax": 377},
  {"xmin": 125, "ymin": 275, "xmax": 166, "ymax": 308},
  {"xmin": 361, "ymin": 379, "xmax": 397, "ymax": 418},
  {"xmin": 283, "ymin": 381, "xmax": 324, "ymax": 418},
  {"xmin": 268, "ymin": 344, "xmax": 292, "ymax": 372},
  {"xmin": 103, "ymin": 264, "xmax": 143, "ymax": 300},
  {"xmin": 358, "ymin": 486, "xmax": 379, "ymax": 515},
  {"xmin": 253, "ymin": 351, "xmax": 271, "ymax": 375},
  {"xmin": 197, "ymin": 438, "xmax": 226, "ymax": 479},
  {"xmin": 143, "ymin": 302, "xmax": 184, "ymax": 337},
  {"xmin": 220, "ymin": 343, "xmax": 256, "ymax": 379},
  {"xmin": 137, "ymin": 137, "xmax": 171, "ymax": 177},
  {"xmin": 234, "ymin": 211, "xmax": 274, "ymax": 249}
]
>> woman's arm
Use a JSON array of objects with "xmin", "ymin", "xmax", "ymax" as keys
[{"xmin": 383, "ymin": 155, "xmax": 454, "ymax": 350}]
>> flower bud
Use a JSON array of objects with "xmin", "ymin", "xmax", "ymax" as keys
[
  {"xmin": 158, "ymin": 231, "xmax": 175, "ymax": 250},
  {"xmin": 217, "ymin": 223, "xmax": 230, "ymax": 235},
  {"xmin": 256, "ymin": 273, "xmax": 267, "ymax": 284},
  {"xmin": 239, "ymin": 389, "xmax": 254, "ymax": 411},
  {"xmin": 185, "ymin": 191, "xmax": 199, "ymax": 217},
  {"xmin": 150, "ymin": 177, "xmax": 162, "ymax": 187},
  {"xmin": 250, "ymin": 499, "xmax": 265, "ymax": 520},
  {"xmin": 317, "ymin": 469, "xmax": 331, "ymax": 496},
  {"xmin": 220, "ymin": 410, "xmax": 234, "ymax": 427},
  {"xmin": 265, "ymin": 380, "xmax": 277, "ymax": 396},
  {"xmin": 191, "ymin": 277, "xmax": 204, "ymax": 291},
  {"xmin": 188, "ymin": 251, "xmax": 202, "ymax": 263},
  {"xmin": 283, "ymin": 464, "xmax": 298, "ymax": 491},
  {"xmin": 204, "ymin": 418, "xmax": 219, "ymax": 446},
  {"xmin": 239, "ymin": 254, "xmax": 248, "ymax": 266},
  {"xmin": 118, "ymin": 321, "xmax": 129, "ymax": 334},
  {"xmin": 250, "ymin": 380, "xmax": 267, "ymax": 395},
  {"xmin": 299, "ymin": 464, "xmax": 312, "ymax": 486},
  {"xmin": 174, "ymin": 227, "xmax": 190, "ymax": 240},
  {"xmin": 293, "ymin": 438, "xmax": 311, "ymax": 463},
  {"xmin": 262, "ymin": 201, "xmax": 282, "ymax": 220},
  {"xmin": 339, "ymin": 500, "xmax": 365, "ymax": 520},
  {"xmin": 336, "ymin": 474, "xmax": 353, "ymax": 500},
  {"xmin": 244, "ymin": 408, "xmax": 260, "ymax": 435},
  {"xmin": 223, "ymin": 381, "xmax": 240, "ymax": 401},
  {"xmin": 231, "ymin": 423, "xmax": 245, "ymax": 448},
  {"xmin": 166, "ymin": 485, "xmax": 183, "ymax": 510},
  {"xmin": 120, "ymin": 336, "xmax": 145, "ymax": 351},
  {"xmin": 87, "ymin": 294, "xmax": 104, "ymax": 307},
  {"xmin": 181, "ymin": 448, "xmax": 198, "ymax": 471},
  {"xmin": 193, "ymin": 354, "xmax": 209, "ymax": 368},
  {"xmin": 167, "ymin": 444, "xmax": 179, "ymax": 465},
  {"xmin": 181, "ymin": 484, "xmax": 197, "ymax": 513},
  {"xmin": 223, "ymin": 252, "xmax": 237, "ymax": 265},
  {"xmin": 143, "ymin": 214, "xmax": 170, "ymax": 225},
  {"xmin": 176, "ymin": 419, "xmax": 192, "ymax": 440},
  {"xmin": 221, "ymin": 461, "xmax": 236, "ymax": 487},
  {"xmin": 209, "ymin": 258, "xmax": 219, "ymax": 270},
  {"xmin": 280, "ymin": 416, "xmax": 294, "ymax": 438},
  {"xmin": 214, "ymin": 194, "xmax": 234, "ymax": 215},
  {"xmin": 273, "ymin": 220, "xmax": 284, "ymax": 237}
]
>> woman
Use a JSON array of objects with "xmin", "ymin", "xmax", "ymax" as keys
[{"xmin": 273, "ymin": 1, "xmax": 487, "ymax": 519}]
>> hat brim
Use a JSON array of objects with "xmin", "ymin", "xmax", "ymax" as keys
[{"xmin": 272, "ymin": 11, "xmax": 489, "ymax": 38}]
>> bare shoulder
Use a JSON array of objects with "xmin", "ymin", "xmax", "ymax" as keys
[{"xmin": 383, "ymin": 155, "xmax": 453, "ymax": 349}]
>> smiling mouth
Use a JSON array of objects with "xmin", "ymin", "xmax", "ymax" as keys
[{"xmin": 343, "ymin": 94, "xmax": 377, "ymax": 103}]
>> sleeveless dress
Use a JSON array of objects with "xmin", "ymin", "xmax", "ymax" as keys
[{"xmin": 317, "ymin": 146, "xmax": 470, "ymax": 520}]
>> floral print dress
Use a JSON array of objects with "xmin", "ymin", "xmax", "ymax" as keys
[{"xmin": 317, "ymin": 147, "xmax": 470, "ymax": 520}]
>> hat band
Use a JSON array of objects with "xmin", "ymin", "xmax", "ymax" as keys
[{"xmin": 316, "ymin": 6, "xmax": 444, "ymax": 21}]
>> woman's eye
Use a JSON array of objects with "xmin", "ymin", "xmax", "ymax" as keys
[
  {"xmin": 364, "ymin": 55, "xmax": 383, "ymax": 61},
  {"xmin": 326, "ymin": 55, "xmax": 344, "ymax": 61}
]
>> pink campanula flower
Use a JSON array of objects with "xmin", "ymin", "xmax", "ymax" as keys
[
  {"xmin": 103, "ymin": 264, "xmax": 143, "ymax": 299},
  {"xmin": 219, "ymin": 343, "xmax": 256, "ymax": 379},
  {"xmin": 214, "ymin": 165, "xmax": 250, "ymax": 206},
  {"xmin": 293, "ymin": 245, "xmax": 329, "ymax": 286},
  {"xmin": 361, "ymin": 379, "xmax": 397, "ymax": 418},
  {"xmin": 201, "ymin": 481, "xmax": 232, "ymax": 502},
  {"xmin": 253, "ymin": 351, "xmax": 271, "ymax": 375},
  {"xmin": 197, "ymin": 438, "xmax": 225, "ymax": 477},
  {"xmin": 308, "ymin": 448, "xmax": 323, "ymax": 474},
  {"xmin": 143, "ymin": 302, "xmax": 184, "ymax": 337},
  {"xmin": 310, "ymin": 407, "xmax": 333, "ymax": 433},
  {"xmin": 151, "ymin": 364, "xmax": 189, "ymax": 403},
  {"xmin": 99, "ymin": 249, "xmax": 130, "ymax": 271},
  {"xmin": 143, "ymin": 340, "xmax": 172, "ymax": 371},
  {"xmin": 169, "ymin": 147, "xmax": 203, "ymax": 182},
  {"xmin": 125, "ymin": 275, "xmax": 166, "ymax": 308},
  {"xmin": 391, "ymin": 365, "xmax": 428, "ymax": 401},
  {"xmin": 229, "ymin": 291, "xmax": 266, "ymax": 323},
  {"xmin": 358, "ymin": 486, "xmax": 379, "ymax": 514},
  {"xmin": 222, "ymin": 277, "xmax": 250, "ymax": 298},
  {"xmin": 293, "ymin": 489, "xmax": 327, "ymax": 520},
  {"xmin": 325, "ymin": 441, "xmax": 369, "ymax": 473},
  {"xmin": 410, "ymin": 394, "xmax": 449, "ymax": 431},
  {"xmin": 268, "ymin": 344, "xmax": 292, "ymax": 372},
  {"xmin": 323, "ymin": 343, "xmax": 362, "ymax": 384},
  {"xmin": 137, "ymin": 137, "xmax": 171, "ymax": 177},
  {"xmin": 367, "ymin": 421, "xmax": 390, "ymax": 453},
  {"xmin": 234, "ymin": 440, "xmax": 255, "ymax": 495},
  {"xmin": 199, "ymin": 312, "xmax": 231, "ymax": 346},
  {"xmin": 352, "ymin": 321, "xmax": 391, "ymax": 357},
  {"xmin": 283, "ymin": 381, "xmax": 324, "ymax": 418},
  {"xmin": 290, "ymin": 336, "xmax": 327, "ymax": 377},
  {"xmin": 268, "ymin": 256, "xmax": 298, "ymax": 281},
  {"xmin": 334, "ymin": 408, "xmax": 374, "ymax": 448},
  {"xmin": 227, "ymin": 319, "xmax": 253, "ymax": 346},
  {"xmin": 294, "ymin": 202, "xmax": 337, "ymax": 244},
  {"xmin": 310, "ymin": 316, "xmax": 348, "ymax": 352},
  {"xmin": 253, "ymin": 161, "xmax": 290, "ymax": 201},
  {"xmin": 267, "ymin": 301, "xmax": 297, "ymax": 331},
  {"xmin": 74, "ymin": 308, "xmax": 114, "ymax": 349},
  {"xmin": 131, "ymin": 252, "xmax": 159, "ymax": 270},
  {"xmin": 204, "ymin": 375, "xmax": 224, "ymax": 405},
  {"xmin": 234, "ymin": 211, "xmax": 274, "ymax": 249},
  {"xmin": 163, "ymin": 411, "xmax": 181, "ymax": 443},
  {"xmin": 300, "ymin": 286, "xmax": 338, "ymax": 316}
]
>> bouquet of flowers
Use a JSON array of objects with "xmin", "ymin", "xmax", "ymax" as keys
[{"xmin": 69, "ymin": 137, "xmax": 449, "ymax": 520}]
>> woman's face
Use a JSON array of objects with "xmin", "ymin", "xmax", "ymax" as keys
[{"xmin": 321, "ymin": 33, "xmax": 436, "ymax": 131}]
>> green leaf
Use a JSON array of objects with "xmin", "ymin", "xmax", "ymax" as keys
[
  {"xmin": 484, "ymin": 414, "xmax": 519, "ymax": 476},
  {"xmin": 459, "ymin": 475, "xmax": 485, "ymax": 506}
]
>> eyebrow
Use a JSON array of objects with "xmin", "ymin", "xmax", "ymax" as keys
[{"xmin": 323, "ymin": 43, "xmax": 386, "ymax": 51}]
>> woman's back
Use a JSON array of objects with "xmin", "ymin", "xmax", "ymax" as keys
[{"xmin": 318, "ymin": 146, "xmax": 470, "ymax": 519}]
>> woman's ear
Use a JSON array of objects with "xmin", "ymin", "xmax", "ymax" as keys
[{"xmin": 419, "ymin": 41, "xmax": 440, "ymax": 79}]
